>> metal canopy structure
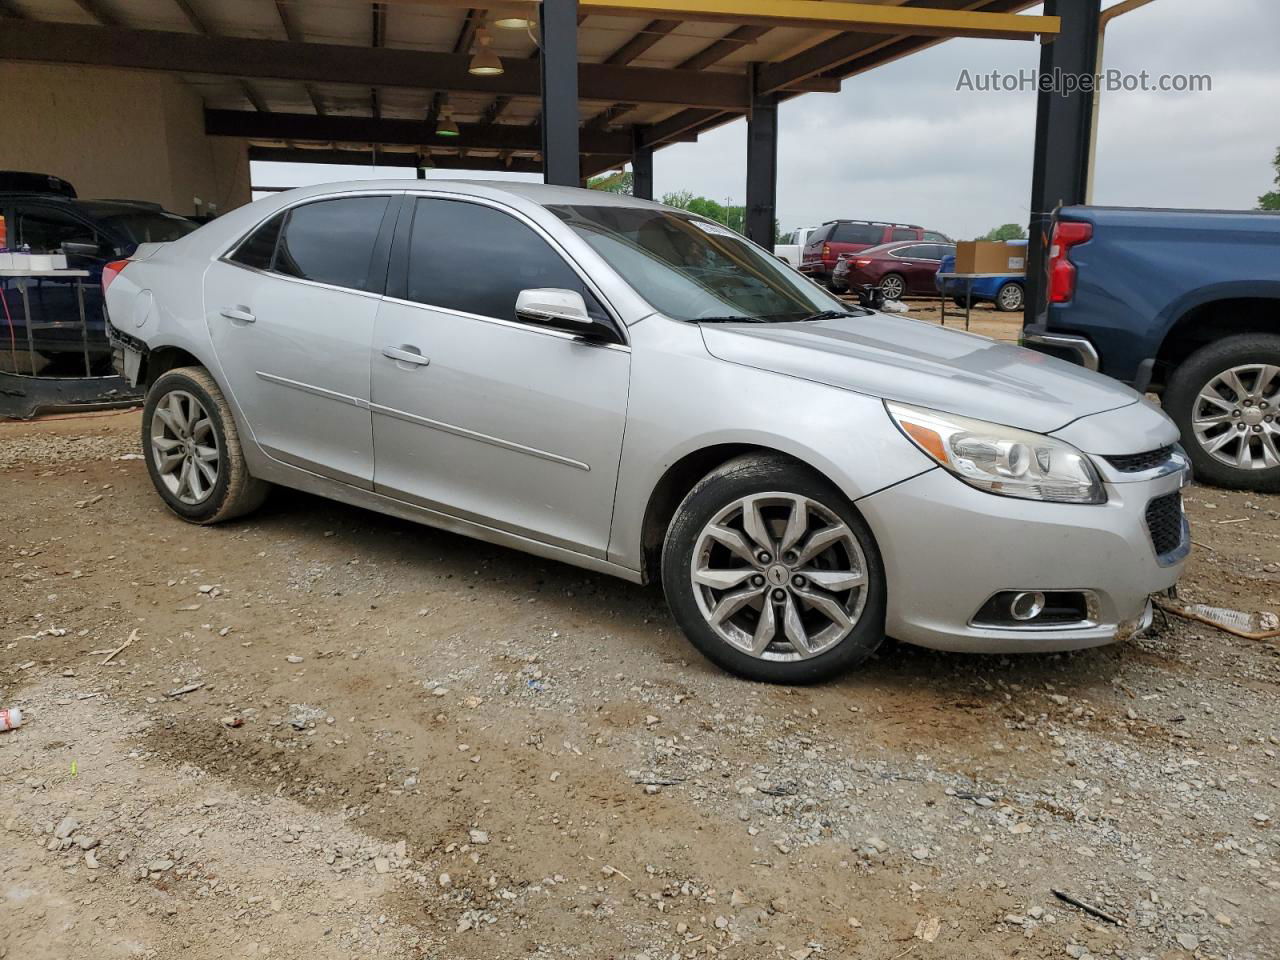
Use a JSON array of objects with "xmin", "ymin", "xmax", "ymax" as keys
[{"xmin": 1, "ymin": 1, "xmax": 1055, "ymax": 183}]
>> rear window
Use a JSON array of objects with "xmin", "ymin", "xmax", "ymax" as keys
[
  {"xmin": 97, "ymin": 211, "xmax": 197, "ymax": 245},
  {"xmin": 831, "ymin": 223, "xmax": 883, "ymax": 245},
  {"xmin": 805, "ymin": 224, "xmax": 833, "ymax": 245},
  {"xmin": 890, "ymin": 228, "xmax": 917, "ymax": 242},
  {"xmin": 923, "ymin": 231, "xmax": 951, "ymax": 243}
]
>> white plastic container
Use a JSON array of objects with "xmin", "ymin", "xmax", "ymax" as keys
[
  {"xmin": 28, "ymin": 254, "xmax": 54, "ymax": 271},
  {"xmin": 50, "ymin": 253, "xmax": 68, "ymax": 270},
  {"xmin": 0, "ymin": 707, "xmax": 23, "ymax": 732},
  {"xmin": 0, "ymin": 252, "xmax": 13, "ymax": 269}
]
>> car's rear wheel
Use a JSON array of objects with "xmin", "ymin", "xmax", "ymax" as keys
[
  {"xmin": 142, "ymin": 366, "xmax": 271, "ymax": 523},
  {"xmin": 995, "ymin": 281, "xmax": 1025, "ymax": 312},
  {"xmin": 1165, "ymin": 334, "xmax": 1280, "ymax": 492},
  {"xmin": 879, "ymin": 273, "xmax": 906, "ymax": 301},
  {"xmin": 661, "ymin": 454, "xmax": 886, "ymax": 684}
]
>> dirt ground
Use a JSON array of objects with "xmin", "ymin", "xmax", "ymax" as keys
[{"xmin": 2, "ymin": 317, "xmax": 1278, "ymax": 960}]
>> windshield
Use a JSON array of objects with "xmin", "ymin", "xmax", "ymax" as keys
[{"xmin": 548, "ymin": 204, "xmax": 852, "ymax": 323}]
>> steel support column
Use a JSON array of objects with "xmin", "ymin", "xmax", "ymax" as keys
[
  {"xmin": 745, "ymin": 65, "xmax": 778, "ymax": 248},
  {"xmin": 540, "ymin": 0, "xmax": 581, "ymax": 186},
  {"xmin": 632, "ymin": 127, "xmax": 654, "ymax": 199},
  {"xmin": 1024, "ymin": 0, "xmax": 1102, "ymax": 326}
]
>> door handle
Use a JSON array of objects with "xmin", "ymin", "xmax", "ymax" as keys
[
  {"xmin": 382, "ymin": 345, "xmax": 430, "ymax": 367},
  {"xmin": 220, "ymin": 306, "xmax": 256, "ymax": 323}
]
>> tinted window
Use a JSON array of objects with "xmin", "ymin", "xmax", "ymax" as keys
[
  {"xmin": 406, "ymin": 198, "xmax": 606, "ymax": 323},
  {"xmin": 804, "ymin": 224, "xmax": 832, "ymax": 246},
  {"xmin": 96, "ymin": 211, "xmax": 196, "ymax": 245},
  {"xmin": 930, "ymin": 244, "xmax": 956, "ymax": 260},
  {"xmin": 890, "ymin": 228, "xmax": 917, "ymax": 242},
  {"xmin": 831, "ymin": 223, "xmax": 882, "ymax": 245},
  {"xmin": 230, "ymin": 212, "xmax": 284, "ymax": 270},
  {"xmin": 17, "ymin": 206, "xmax": 103, "ymax": 255},
  {"xmin": 923, "ymin": 231, "xmax": 950, "ymax": 243},
  {"xmin": 274, "ymin": 196, "xmax": 390, "ymax": 292},
  {"xmin": 893, "ymin": 245, "xmax": 926, "ymax": 259}
]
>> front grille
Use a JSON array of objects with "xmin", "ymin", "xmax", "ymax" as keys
[
  {"xmin": 1145, "ymin": 492, "xmax": 1184, "ymax": 556},
  {"xmin": 1106, "ymin": 445, "xmax": 1175, "ymax": 473}
]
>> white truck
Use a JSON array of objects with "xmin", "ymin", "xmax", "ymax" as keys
[{"xmin": 773, "ymin": 225, "xmax": 819, "ymax": 267}]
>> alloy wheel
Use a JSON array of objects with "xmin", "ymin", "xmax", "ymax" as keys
[
  {"xmin": 1191, "ymin": 363, "xmax": 1280, "ymax": 470},
  {"xmin": 879, "ymin": 275, "xmax": 905, "ymax": 300},
  {"xmin": 150, "ymin": 389, "xmax": 221, "ymax": 504},
  {"xmin": 998, "ymin": 283, "xmax": 1024, "ymax": 311},
  {"xmin": 690, "ymin": 493, "xmax": 869, "ymax": 662}
]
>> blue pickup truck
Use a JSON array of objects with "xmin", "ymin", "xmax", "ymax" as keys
[{"xmin": 1023, "ymin": 205, "xmax": 1280, "ymax": 492}]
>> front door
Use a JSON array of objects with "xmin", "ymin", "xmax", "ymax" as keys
[
  {"xmin": 370, "ymin": 196, "xmax": 630, "ymax": 557},
  {"xmin": 204, "ymin": 194, "xmax": 396, "ymax": 488}
]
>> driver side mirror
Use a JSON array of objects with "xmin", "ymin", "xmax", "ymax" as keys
[{"xmin": 61, "ymin": 241, "xmax": 102, "ymax": 258}]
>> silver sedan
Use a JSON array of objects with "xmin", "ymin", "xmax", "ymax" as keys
[{"xmin": 106, "ymin": 181, "xmax": 1189, "ymax": 683}]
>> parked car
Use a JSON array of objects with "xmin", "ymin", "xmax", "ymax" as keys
[
  {"xmin": 1023, "ymin": 205, "xmax": 1280, "ymax": 492},
  {"xmin": 1, "ymin": 187, "xmax": 196, "ymax": 367},
  {"xmin": 107, "ymin": 181, "xmax": 1188, "ymax": 684},
  {"xmin": 800, "ymin": 220, "xmax": 951, "ymax": 286},
  {"xmin": 831, "ymin": 240, "xmax": 955, "ymax": 297},
  {"xmin": 935, "ymin": 240, "xmax": 1026, "ymax": 312},
  {"xmin": 774, "ymin": 225, "xmax": 820, "ymax": 267}
]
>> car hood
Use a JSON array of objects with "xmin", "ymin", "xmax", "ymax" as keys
[{"xmin": 699, "ymin": 312, "xmax": 1143, "ymax": 436}]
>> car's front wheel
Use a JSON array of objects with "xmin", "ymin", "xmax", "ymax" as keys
[
  {"xmin": 1165, "ymin": 334, "xmax": 1280, "ymax": 492},
  {"xmin": 661, "ymin": 454, "xmax": 886, "ymax": 683},
  {"xmin": 142, "ymin": 366, "xmax": 271, "ymax": 523}
]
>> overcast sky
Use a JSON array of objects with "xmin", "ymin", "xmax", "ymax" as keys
[{"xmin": 253, "ymin": 0, "xmax": 1280, "ymax": 240}]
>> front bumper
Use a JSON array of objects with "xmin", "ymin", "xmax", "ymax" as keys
[{"xmin": 856, "ymin": 462, "xmax": 1188, "ymax": 653}]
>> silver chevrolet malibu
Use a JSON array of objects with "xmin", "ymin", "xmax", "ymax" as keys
[{"xmin": 106, "ymin": 181, "xmax": 1190, "ymax": 684}]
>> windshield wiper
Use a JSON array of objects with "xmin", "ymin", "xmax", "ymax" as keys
[
  {"xmin": 691, "ymin": 315, "xmax": 767, "ymax": 324},
  {"xmin": 798, "ymin": 309, "xmax": 866, "ymax": 322}
]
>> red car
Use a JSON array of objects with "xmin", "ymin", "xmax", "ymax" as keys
[
  {"xmin": 799, "ymin": 219, "xmax": 951, "ymax": 286},
  {"xmin": 831, "ymin": 240, "xmax": 956, "ymax": 299}
]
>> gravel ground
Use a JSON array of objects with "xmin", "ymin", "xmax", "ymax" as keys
[{"xmin": 1, "ymin": 404, "xmax": 1277, "ymax": 960}]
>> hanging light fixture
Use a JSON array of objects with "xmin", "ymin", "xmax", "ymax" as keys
[
  {"xmin": 492, "ymin": 5, "xmax": 534, "ymax": 30},
  {"xmin": 436, "ymin": 99, "xmax": 461, "ymax": 138},
  {"xmin": 468, "ymin": 28, "xmax": 504, "ymax": 76}
]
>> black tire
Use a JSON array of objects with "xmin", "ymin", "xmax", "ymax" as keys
[
  {"xmin": 142, "ymin": 366, "xmax": 271, "ymax": 523},
  {"xmin": 1165, "ymin": 334, "xmax": 1280, "ymax": 492},
  {"xmin": 994, "ymin": 281, "xmax": 1024, "ymax": 313},
  {"xmin": 879, "ymin": 273, "xmax": 906, "ymax": 301},
  {"xmin": 661, "ymin": 453, "xmax": 886, "ymax": 684}
]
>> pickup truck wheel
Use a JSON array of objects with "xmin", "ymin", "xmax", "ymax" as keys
[
  {"xmin": 142, "ymin": 366, "xmax": 271, "ymax": 523},
  {"xmin": 995, "ymin": 282, "xmax": 1024, "ymax": 312},
  {"xmin": 879, "ymin": 274, "xmax": 906, "ymax": 301},
  {"xmin": 1165, "ymin": 334, "xmax": 1280, "ymax": 492},
  {"xmin": 661, "ymin": 454, "xmax": 886, "ymax": 684}
]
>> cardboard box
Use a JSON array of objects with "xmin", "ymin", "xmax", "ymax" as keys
[{"xmin": 954, "ymin": 241, "xmax": 1026, "ymax": 275}]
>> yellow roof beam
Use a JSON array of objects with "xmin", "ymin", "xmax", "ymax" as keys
[
  {"xmin": 392, "ymin": 2, "xmax": 1057, "ymax": 41},
  {"xmin": 581, "ymin": 1, "xmax": 1057, "ymax": 39}
]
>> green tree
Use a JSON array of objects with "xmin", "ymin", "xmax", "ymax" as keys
[
  {"xmin": 1259, "ymin": 146, "xmax": 1280, "ymax": 211},
  {"xmin": 587, "ymin": 171, "xmax": 633, "ymax": 195},
  {"xmin": 659, "ymin": 191, "xmax": 781, "ymax": 243},
  {"xmin": 981, "ymin": 223, "xmax": 1028, "ymax": 241}
]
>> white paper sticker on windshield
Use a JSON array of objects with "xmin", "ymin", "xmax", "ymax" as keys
[{"xmin": 691, "ymin": 220, "xmax": 739, "ymax": 239}]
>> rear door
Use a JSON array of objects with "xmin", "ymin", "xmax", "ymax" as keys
[
  {"xmin": 203, "ymin": 193, "xmax": 398, "ymax": 488},
  {"xmin": 370, "ymin": 195, "xmax": 630, "ymax": 557},
  {"xmin": 895, "ymin": 244, "xmax": 945, "ymax": 293}
]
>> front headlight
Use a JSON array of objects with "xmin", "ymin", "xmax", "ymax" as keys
[{"xmin": 886, "ymin": 401, "xmax": 1106, "ymax": 504}]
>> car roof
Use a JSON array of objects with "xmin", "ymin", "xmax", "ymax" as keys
[{"xmin": 271, "ymin": 178, "xmax": 662, "ymax": 210}]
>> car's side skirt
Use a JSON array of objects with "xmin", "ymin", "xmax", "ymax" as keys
[{"xmin": 249, "ymin": 454, "xmax": 646, "ymax": 585}]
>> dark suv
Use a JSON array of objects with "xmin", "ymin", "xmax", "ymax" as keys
[
  {"xmin": 800, "ymin": 220, "xmax": 951, "ymax": 286},
  {"xmin": 1, "ymin": 186, "xmax": 196, "ymax": 373}
]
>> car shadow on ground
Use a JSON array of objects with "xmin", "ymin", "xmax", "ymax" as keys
[{"xmin": 251, "ymin": 486, "xmax": 1160, "ymax": 707}]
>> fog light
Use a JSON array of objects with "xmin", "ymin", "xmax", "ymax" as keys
[{"xmin": 1009, "ymin": 591, "xmax": 1046, "ymax": 621}]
